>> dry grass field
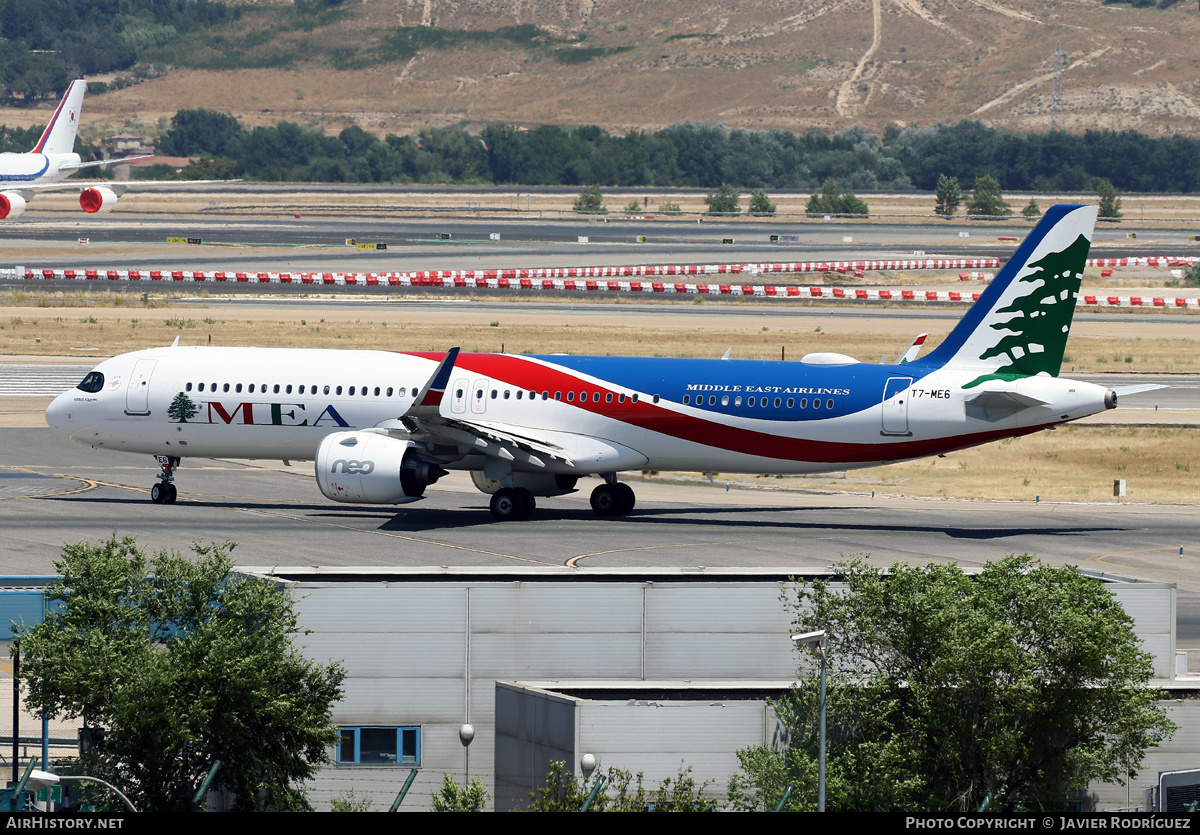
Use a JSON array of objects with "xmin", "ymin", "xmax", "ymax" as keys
[{"xmin": 678, "ymin": 424, "xmax": 1197, "ymax": 506}]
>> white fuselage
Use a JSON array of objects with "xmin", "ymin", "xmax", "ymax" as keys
[{"xmin": 45, "ymin": 346, "xmax": 1114, "ymax": 477}]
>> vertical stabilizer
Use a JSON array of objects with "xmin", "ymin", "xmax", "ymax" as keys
[
  {"xmin": 31, "ymin": 80, "xmax": 86, "ymax": 156},
  {"xmin": 920, "ymin": 204, "xmax": 1098, "ymax": 385}
]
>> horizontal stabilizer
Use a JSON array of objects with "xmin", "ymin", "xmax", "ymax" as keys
[{"xmin": 1111, "ymin": 384, "xmax": 1168, "ymax": 397}]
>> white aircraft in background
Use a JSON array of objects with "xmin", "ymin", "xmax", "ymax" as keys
[
  {"xmin": 0, "ymin": 79, "xmax": 227, "ymax": 219},
  {"xmin": 45, "ymin": 205, "xmax": 1159, "ymax": 521}
]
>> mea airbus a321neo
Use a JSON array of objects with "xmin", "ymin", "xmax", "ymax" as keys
[{"xmin": 45, "ymin": 204, "xmax": 1153, "ymax": 521}]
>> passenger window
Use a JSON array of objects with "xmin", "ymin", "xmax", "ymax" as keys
[
  {"xmin": 374, "ymin": 387, "xmax": 380, "ymax": 396},
  {"xmin": 708, "ymin": 395, "xmax": 716, "ymax": 406},
  {"xmin": 593, "ymin": 392, "xmax": 600, "ymax": 403},
  {"xmin": 336, "ymin": 386, "xmax": 343, "ymax": 395},
  {"xmin": 813, "ymin": 399, "xmax": 821, "ymax": 410},
  {"xmin": 324, "ymin": 385, "xmax": 330, "ymax": 395},
  {"xmin": 234, "ymin": 384, "xmax": 242, "ymax": 393},
  {"xmin": 491, "ymin": 390, "xmax": 498, "ymax": 399},
  {"xmin": 476, "ymin": 389, "xmax": 483, "ymax": 399},
  {"xmin": 555, "ymin": 391, "xmax": 562, "ymax": 400},
  {"xmin": 455, "ymin": 388, "xmax": 463, "ymax": 398},
  {"xmin": 826, "ymin": 399, "xmax": 834, "ymax": 410},
  {"xmin": 683, "ymin": 395, "xmax": 690, "ymax": 405},
  {"xmin": 748, "ymin": 397, "xmax": 756, "ymax": 407},
  {"xmin": 653, "ymin": 394, "xmax": 660, "ymax": 404},
  {"xmin": 618, "ymin": 394, "xmax": 626, "ymax": 403},
  {"xmin": 504, "ymin": 390, "xmax": 510, "ymax": 400},
  {"xmin": 274, "ymin": 384, "xmax": 280, "ymax": 394},
  {"xmin": 632, "ymin": 394, "xmax": 639, "ymax": 403},
  {"xmin": 287, "ymin": 385, "xmax": 294, "ymax": 394},
  {"xmin": 388, "ymin": 387, "xmax": 394, "ymax": 397},
  {"xmin": 248, "ymin": 384, "xmax": 255, "ymax": 393},
  {"xmin": 721, "ymin": 395, "xmax": 729, "ymax": 406},
  {"xmin": 605, "ymin": 393, "xmax": 612, "ymax": 403},
  {"xmin": 186, "ymin": 382, "xmax": 193, "ymax": 392},
  {"xmin": 567, "ymin": 392, "xmax": 575, "ymax": 402},
  {"xmin": 516, "ymin": 391, "xmax": 523, "ymax": 400},
  {"xmin": 800, "ymin": 398, "xmax": 808, "ymax": 408},
  {"xmin": 541, "ymin": 391, "xmax": 548, "ymax": 400},
  {"xmin": 223, "ymin": 383, "xmax": 230, "ymax": 393},
  {"xmin": 787, "ymin": 398, "xmax": 794, "ymax": 408},
  {"xmin": 362, "ymin": 387, "xmax": 368, "ymax": 397},
  {"xmin": 735, "ymin": 396, "xmax": 742, "ymax": 406},
  {"xmin": 775, "ymin": 398, "xmax": 782, "ymax": 408},
  {"xmin": 411, "ymin": 388, "xmax": 418, "ymax": 397}
]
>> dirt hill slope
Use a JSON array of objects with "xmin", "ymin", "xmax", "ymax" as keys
[{"xmin": 6, "ymin": 0, "xmax": 1200, "ymax": 140}]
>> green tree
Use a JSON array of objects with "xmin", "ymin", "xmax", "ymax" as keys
[
  {"xmin": 432, "ymin": 774, "xmax": 490, "ymax": 811},
  {"xmin": 749, "ymin": 188, "xmax": 776, "ymax": 215},
  {"xmin": 729, "ymin": 556, "xmax": 1174, "ymax": 812},
  {"xmin": 573, "ymin": 184, "xmax": 606, "ymax": 213},
  {"xmin": 965, "ymin": 174, "xmax": 1012, "ymax": 218},
  {"xmin": 166, "ymin": 391, "xmax": 198, "ymax": 423},
  {"xmin": 704, "ymin": 183, "xmax": 740, "ymax": 215},
  {"xmin": 16, "ymin": 535, "xmax": 345, "ymax": 812},
  {"xmin": 525, "ymin": 761, "xmax": 720, "ymax": 811},
  {"xmin": 1097, "ymin": 178, "xmax": 1123, "ymax": 221},
  {"xmin": 658, "ymin": 200, "xmax": 682, "ymax": 214},
  {"xmin": 934, "ymin": 173, "xmax": 961, "ymax": 217},
  {"xmin": 805, "ymin": 179, "xmax": 869, "ymax": 217},
  {"xmin": 1022, "ymin": 197, "xmax": 1042, "ymax": 218}
]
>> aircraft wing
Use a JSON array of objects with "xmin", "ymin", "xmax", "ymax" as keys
[{"xmin": 57, "ymin": 155, "xmax": 154, "ymax": 171}]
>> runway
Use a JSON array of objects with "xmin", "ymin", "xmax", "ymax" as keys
[{"xmin": 2, "ymin": 425, "xmax": 1200, "ymax": 644}]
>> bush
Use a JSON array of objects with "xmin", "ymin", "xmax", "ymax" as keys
[
  {"xmin": 749, "ymin": 188, "xmax": 776, "ymax": 215},
  {"xmin": 573, "ymin": 185, "xmax": 606, "ymax": 214},
  {"xmin": 704, "ymin": 183, "xmax": 740, "ymax": 215}
]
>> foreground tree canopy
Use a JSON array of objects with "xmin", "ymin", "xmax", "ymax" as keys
[
  {"xmin": 728, "ymin": 556, "xmax": 1174, "ymax": 812},
  {"xmin": 15, "ymin": 535, "xmax": 345, "ymax": 812}
]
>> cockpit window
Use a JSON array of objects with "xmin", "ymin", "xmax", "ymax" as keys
[{"xmin": 76, "ymin": 371, "xmax": 104, "ymax": 393}]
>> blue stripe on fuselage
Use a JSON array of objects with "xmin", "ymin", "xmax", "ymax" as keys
[{"xmin": 528, "ymin": 354, "xmax": 935, "ymax": 420}]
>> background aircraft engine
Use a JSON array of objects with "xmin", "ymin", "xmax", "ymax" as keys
[
  {"xmin": 79, "ymin": 186, "xmax": 118, "ymax": 214},
  {"xmin": 0, "ymin": 192, "xmax": 27, "ymax": 219},
  {"xmin": 315, "ymin": 431, "xmax": 446, "ymax": 504},
  {"xmin": 470, "ymin": 471, "xmax": 579, "ymax": 496}
]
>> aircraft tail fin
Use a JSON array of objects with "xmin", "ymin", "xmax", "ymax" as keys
[
  {"xmin": 920, "ymin": 204, "xmax": 1098, "ymax": 385},
  {"xmin": 31, "ymin": 80, "xmax": 86, "ymax": 156}
]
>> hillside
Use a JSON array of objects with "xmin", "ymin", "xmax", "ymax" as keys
[{"xmin": 4, "ymin": 0, "xmax": 1200, "ymax": 141}]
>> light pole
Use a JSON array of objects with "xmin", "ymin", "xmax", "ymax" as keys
[
  {"xmin": 25, "ymin": 770, "xmax": 138, "ymax": 813},
  {"xmin": 792, "ymin": 630, "xmax": 827, "ymax": 812}
]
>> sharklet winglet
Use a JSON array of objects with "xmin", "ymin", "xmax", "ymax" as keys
[{"xmin": 405, "ymin": 347, "xmax": 460, "ymax": 417}]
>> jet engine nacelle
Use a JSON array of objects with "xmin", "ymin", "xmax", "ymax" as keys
[
  {"xmin": 80, "ymin": 186, "xmax": 118, "ymax": 214},
  {"xmin": 315, "ymin": 431, "xmax": 447, "ymax": 504},
  {"xmin": 0, "ymin": 192, "xmax": 27, "ymax": 219},
  {"xmin": 470, "ymin": 471, "xmax": 579, "ymax": 496}
]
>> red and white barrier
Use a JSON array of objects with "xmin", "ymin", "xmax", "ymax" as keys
[
  {"xmin": 1085, "ymin": 257, "xmax": 1196, "ymax": 268},
  {"xmin": 7, "ymin": 260, "xmax": 1199, "ymax": 308}
]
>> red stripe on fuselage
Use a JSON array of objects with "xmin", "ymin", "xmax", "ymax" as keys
[{"xmin": 401, "ymin": 351, "xmax": 1055, "ymax": 464}]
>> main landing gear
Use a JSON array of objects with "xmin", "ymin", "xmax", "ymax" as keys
[
  {"xmin": 150, "ymin": 455, "xmax": 179, "ymax": 505},
  {"xmin": 490, "ymin": 487, "xmax": 536, "ymax": 521},
  {"xmin": 590, "ymin": 481, "xmax": 635, "ymax": 517}
]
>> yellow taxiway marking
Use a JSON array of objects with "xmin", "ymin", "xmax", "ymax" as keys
[{"xmin": 1088, "ymin": 546, "xmax": 1200, "ymax": 576}]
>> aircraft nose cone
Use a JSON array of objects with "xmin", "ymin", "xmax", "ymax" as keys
[{"xmin": 45, "ymin": 392, "xmax": 73, "ymax": 434}]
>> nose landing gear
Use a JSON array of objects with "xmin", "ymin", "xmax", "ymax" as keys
[{"xmin": 151, "ymin": 455, "xmax": 179, "ymax": 504}]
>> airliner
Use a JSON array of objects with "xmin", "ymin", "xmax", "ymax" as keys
[
  {"xmin": 45, "ymin": 205, "xmax": 1151, "ymax": 520},
  {"xmin": 0, "ymin": 80, "xmax": 225, "ymax": 219}
]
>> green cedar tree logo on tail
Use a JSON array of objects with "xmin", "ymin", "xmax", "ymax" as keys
[
  {"xmin": 964, "ymin": 233, "xmax": 1090, "ymax": 389},
  {"xmin": 167, "ymin": 391, "xmax": 199, "ymax": 423}
]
